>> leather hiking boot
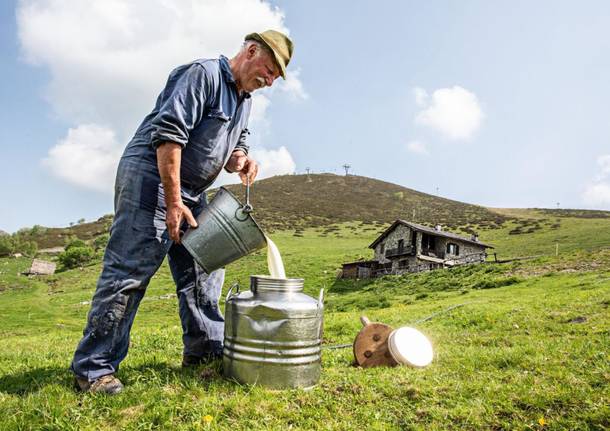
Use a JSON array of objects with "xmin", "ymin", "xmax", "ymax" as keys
[{"xmin": 75, "ymin": 374, "xmax": 124, "ymax": 395}]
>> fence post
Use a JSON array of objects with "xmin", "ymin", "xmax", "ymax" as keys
[{"xmin": 555, "ymin": 243, "xmax": 559, "ymax": 256}]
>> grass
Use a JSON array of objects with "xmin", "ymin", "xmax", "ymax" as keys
[
  {"xmin": 0, "ymin": 218, "xmax": 609, "ymax": 430},
  {"xmin": 479, "ymin": 213, "xmax": 610, "ymax": 258}
]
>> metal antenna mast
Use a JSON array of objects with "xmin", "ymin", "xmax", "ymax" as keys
[{"xmin": 342, "ymin": 164, "xmax": 351, "ymax": 176}]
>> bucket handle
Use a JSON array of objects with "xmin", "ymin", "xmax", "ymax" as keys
[
  {"xmin": 242, "ymin": 177, "xmax": 253, "ymax": 213},
  {"xmin": 234, "ymin": 178, "xmax": 253, "ymax": 221},
  {"xmin": 226, "ymin": 282, "xmax": 240, "ymax": 302}
]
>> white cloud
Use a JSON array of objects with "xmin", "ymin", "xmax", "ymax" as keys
[
  {"xmin": 249, "ymin": 94, "xmax": 272, "ymax": 129},
  {"xmin": 250, "ymin": 146, "xmax": 296, "ymax": 178},
  {"xmin": 414, "ymin": 86, "xmax": 484, "ymax": 141},
  {"xmin": 594, "ymin": 154, "xmax": 610, "ymax": 181},
  {"xmin": 582, "ymin": 154, "xmax": 610, "ymax": 208},
  {"xmin": 214, "ymin": 146, "xmax": 296, "ymax": 186},
  {"xmin": 42, "ymin": 124, "xmax": 123, "ymax": 193},
  {"xmin": 406, "ymin": 140, "xmax": 429, "ymax": 155},
  {"xmin": 582, "ymin": 183, "xmax": 610, "ymax": 207},
  {"xmin": 18, "ymin": 0, "xmax": 303, "ymax": 192},
  {"xmin": 413, "ymin": 87, "xmax": 428, "ymax": 107},
  {"xmin": 278, "ymin": 69, "xmax": 309, "ymax": 101}
]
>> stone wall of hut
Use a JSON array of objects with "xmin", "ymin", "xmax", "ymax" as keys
[{"xmin": 373, "ymin": 224, "xmax": 415, "ymax": 264}]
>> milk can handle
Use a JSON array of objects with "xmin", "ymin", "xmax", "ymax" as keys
[{"xmin": 226, "ymin": 282, "xmax": 240, "ymax": 302}]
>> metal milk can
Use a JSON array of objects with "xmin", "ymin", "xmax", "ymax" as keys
[{"xmin": 223, "ymin": 276, "xmax": 324, "ymax": 389}]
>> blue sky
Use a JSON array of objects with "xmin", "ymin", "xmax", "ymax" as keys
[{"xmin": 1, "ymin": 0, "xmax": 609, "ymax": 233}]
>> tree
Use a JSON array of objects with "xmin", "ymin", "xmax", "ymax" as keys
[
  {"xmin": 0, "ymin": 236, "xmax": 15, "ymax": 257},
  {"xmin": 58, "ymin": 246, "xmax": 95, "ymax": 270},
  {"xmin": 17, "ymin": 240, "xmax": 38, "ymax": 257}
]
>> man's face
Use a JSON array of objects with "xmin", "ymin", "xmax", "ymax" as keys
[{"xmin": 240, "ymin": 45, "xmax": 281, "ymax": 93}]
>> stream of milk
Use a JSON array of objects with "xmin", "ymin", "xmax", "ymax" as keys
[{"xmin": 265, "ymin": 236, "xmax": 286, "ymax": 279}]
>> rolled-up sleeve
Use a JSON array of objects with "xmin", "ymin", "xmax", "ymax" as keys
[
  {"xmin": 234, "ymin": 128, "xmax": 250, "ymax": 155},
  {"xmin": 150, "ymin": 64, "xmax": 210, "ymax": 149}
]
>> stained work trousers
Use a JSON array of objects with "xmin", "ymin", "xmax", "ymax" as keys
[{"xmin": 71, "ymin": 158, "xmax": 224, "ymax": 381}]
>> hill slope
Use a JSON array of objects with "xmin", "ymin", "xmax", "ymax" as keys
[
  {"xmin": 16, "ymin": 173, "xmax": 610, "ymax": 248},
  {"xmin": 223, "ymin": 173, "xmax": 511, "ymax": 231}
]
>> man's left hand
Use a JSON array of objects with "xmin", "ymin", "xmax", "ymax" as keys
[{"xmin": 225, "ymin": 150, "xmax": 259, "ymax": 184}]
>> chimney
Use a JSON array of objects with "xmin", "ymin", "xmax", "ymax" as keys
[
  {"xmin": 471, "ymin": 234, "xmax": 479, "ymax": 242},
  {"xmin": 435, "ymin": 224, "xmax": 442, "ymax": 232}
]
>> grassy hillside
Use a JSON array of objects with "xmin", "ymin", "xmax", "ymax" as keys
[
  {"xmin": 16, "ymin": 174, "xmax": 610, "ymax": 252},
  {"xmin": 14, "ymin": 215, "xmax": 113, "ymax": 250},
  {"xmin": 0, "ymin": 218, "xmax": 609, "ymax": 430},
  {"xmin": 222, "ymin": 174, "xmax": 513, "ymax": 232},
  {"xmin": 483, "ymin": 208, "xmax": 610, "ymax": 258}
]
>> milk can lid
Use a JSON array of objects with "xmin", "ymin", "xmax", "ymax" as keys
[
  {"xmin": 251, "ymin": 275, "xmax": 304, "ymax": 293},
  {"xmin": 388, "ymin": 327, "xmax": 434, "ymax": 367}
]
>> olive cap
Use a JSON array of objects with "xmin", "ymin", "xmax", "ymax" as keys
[{"xmin": 245, "ymin": 30, "xmax": 293, "ymax": 79}]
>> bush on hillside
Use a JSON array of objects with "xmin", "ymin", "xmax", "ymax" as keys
[
  {"xmin": 0, "ymin": 235, "xmax": 15, "ymax": 257},
  {"xmin": 0, "ymin": 235, "xmax": 38, "ymax": 257},
  {"xmin": 17, "ymin": 240, "xmax": 38, "ymax": 257},
  {"xmin": 58, "ymin": 246, "xmax": 95, "ymax": 269},
  {"xmin": 93, "ymin": 233, "xmax": 110, "ymax": 251},
  {"xmin": 65, "ymin": 238, "xmax": 87, "ymax": 251}
]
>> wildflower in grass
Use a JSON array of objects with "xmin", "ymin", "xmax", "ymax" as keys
[
  {"xmin": 203, "ymin": 414, "xmax": 214, "ymax": 425},
  {"xmin": 538, "ymin": 416, "xmax": 546, "ymax": 426}
]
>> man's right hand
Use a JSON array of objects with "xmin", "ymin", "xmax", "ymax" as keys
[
  {"xmin": 157, "ymin": 141, "xmax": 199, "ymax": 243},
  {"xmin": 166, "ymin": 202, "xmax": 198, "ymax": 244}
]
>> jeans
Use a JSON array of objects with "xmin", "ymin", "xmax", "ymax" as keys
[{"xmin": 71, "ymin": 158, "xmax": 224, "ymax": 381}]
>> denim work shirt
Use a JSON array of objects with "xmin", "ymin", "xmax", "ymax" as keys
[{"xmin": 123, "ymin": 55, "xmax": 252, "ymax": 196}]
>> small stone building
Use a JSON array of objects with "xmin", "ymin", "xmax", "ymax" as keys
[
  {"xmin": 341, "ymin": 220, "xmax": 493, "ymax": 278},
  {"xmin": 23, "ymin": 259, "xmax": 56, "ymax": 276}
]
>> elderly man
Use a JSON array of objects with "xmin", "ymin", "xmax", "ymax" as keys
[{"xmin": 71, "ymin": 30, "xmax": 293, "ymax": 394}]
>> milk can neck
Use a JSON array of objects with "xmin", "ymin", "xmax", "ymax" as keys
[{"xmin": 250, "ymin": 276, "xmax": 304, "ymax": 294}]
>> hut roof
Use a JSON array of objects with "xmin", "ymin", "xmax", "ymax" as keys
[
  {"xmin": 369, "ymin": 220, "xmax": 494, "ymax": 249},
  {"xmin": 24, "ymin": 259, "xmax": 56, "ymax": 276}
]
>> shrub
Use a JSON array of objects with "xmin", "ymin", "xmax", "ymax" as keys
[
  {"xmin": 0, "ymin": 235, "xmax": 15, "ymax": 257},
  {"xmin": 0, "ymin": 235, "xmax": 38, "ymax": 257},
  {"xmin": 58, "ymin": 246, "xmax": 95, "ymax": 269},
  {"xmin": 16, "ymin": 240, "xmax": 38, "ymax": 257},
  {"xmin": 65, "ymin": 238, "xmax": 87, "ymax": 251},
  {"xmin": 92, "ymin": 234, "xmax": 110, "ymax": 251},
  {"xmin": 472, "ymin": 276, "xmax": 521, "ymax": 290}
]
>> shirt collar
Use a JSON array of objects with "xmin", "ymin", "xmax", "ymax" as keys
[{"xmin": 219, "ymin": 55, "xmax": 251, "ymax": 99}]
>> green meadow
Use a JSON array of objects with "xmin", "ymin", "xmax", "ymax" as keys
[{"xmin": 0, "ymin": 216, "xmax": 609, "ymax": 430}]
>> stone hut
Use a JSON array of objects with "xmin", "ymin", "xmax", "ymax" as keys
[
  {"xmin": 369, "ymin": 220, "xmax": 493, "ymax": 276},
  {"xmin": 23, "ymin": 259, "xmax": 56, "ymax": 276},
  {"xmin": 341, "ymin": 220, "xmax": 493, "ymax": 278}
]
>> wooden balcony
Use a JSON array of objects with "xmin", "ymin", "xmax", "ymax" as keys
[{"xmin": 385, "ymin": 245, "xmax": 414, "ymax": 258}]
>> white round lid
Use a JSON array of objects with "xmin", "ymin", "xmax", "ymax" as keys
[{"xmin": 388, "ymin": 326, "xmax": 434, "ymax": 367}]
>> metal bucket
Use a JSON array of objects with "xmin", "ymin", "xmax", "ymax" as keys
[
  {"xmin": 182, "ymin": 187, "xmax": 266, "ymax": 273},
  {"xmin": 223, "ymin": 276, "xmax": 324, "ymax": 389}
]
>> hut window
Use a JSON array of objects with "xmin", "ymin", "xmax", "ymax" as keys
[{"xmin": 446, "ymin": 243, "xmax": 460, "ymax": 255}]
